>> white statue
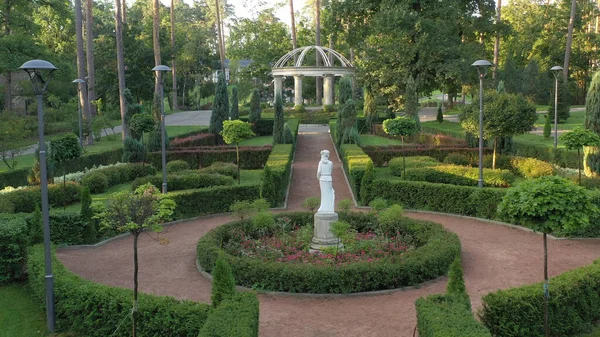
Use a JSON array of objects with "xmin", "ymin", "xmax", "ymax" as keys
[{"xmin": 317, "ymin": 150, "xmax": 335, "ymax": 214}]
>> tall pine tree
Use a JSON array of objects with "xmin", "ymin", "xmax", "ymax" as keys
[
  {"xmin": 230, "ymin": 86, "xmax": 239, "ymax": 120},
  {"xmin": 584, "ymin": 72, "xmax": 600, "ymax": 177},
  {"xmin": 273, "ymin": 92, "xmax": 285, "ymax": 144},
  {"xmin": 249, "ymin": 89, "xmax": 262, "ymax": 123},
  {"xmin": 210, "ymin": 73, "xmax": 229, "ymax": 135}
]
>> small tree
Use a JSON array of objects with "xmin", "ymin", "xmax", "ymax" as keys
[
  {"xmin": 230, "ymin": 86, "xmax": 239, "ymax": 120},
  {"xmin": 209, "ymin": 73, "xmax": 229, "ymax": 136},
  {"xmin": 436, "ymin": 103, "xmax": 443, "ymax": 123},
  {"xmin": 128, "ymin": 113, "xmax": 154, "ymax": 142},
  {"xmin": 543, "ymin": 114, "xmax": 552, "ymax": 139},
  {"xmin": 50, "ymin": 133, "xmax": 82, "ymax": 208},
  {"xmin": 211, "ymin": 252, "xmax": 236, "ymax": 307},
  {"xmin": 122, "ymin": 137, "xmax": 146, "ymax": 163},
  {"xmin": 249, "ymin": 88, "xmax": 262, "ymax": 123},
  {"xmin": 446, "ymin": 256, "xmax": 470, "ymax": 309},
  {"xmin": 220, "ymin": 120, "xmax": 255, "ymax": 184},
  {"xmin": 273, "ymin": 93, "xmax": 285, "ymax": 144},
  {"xmin": 460, "ymin": 92, "xmax": 537, "ymax": 169},
  {"xmin": 560, "ymin": 127, "xmax": 600, "ymax": 184},
  {"xmin": 498, "ymin": 176, "xmax": 598, "ymax": 337},
  {"xmin": 95, "ymin": 184, "xmax": 176, "ymax": 337},
  {"xmin": 383, "ymin": 117, "xmax": 418, "ymax": 178}
]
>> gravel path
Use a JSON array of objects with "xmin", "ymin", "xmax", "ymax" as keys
[{"xmin": 57, "ymin": 127, "xmax": 600, "ymax": 337}]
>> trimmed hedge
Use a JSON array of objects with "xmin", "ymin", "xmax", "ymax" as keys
[
  {"xmin": 199, "ymin": 162, "xmax": 238, "ymax": 179},
  {"xmin": 170, "ymin": 133, "xmax": 217, "ymax": 148},
  {"xmin": 170, "ymin": 184, "xmax": 260, "ymax": 219},
  {"xmin": 509, "ymin": 157, "xmax": 554, "ymax": 179},
  {"xmin": 0, "ymin": 182, "xmax": 82, "ymax": 213},
  {"xmin": 240, "ymin": 117, "xmax": 274, "ymax": 136},
  {"xmin": 416, "ymin": 295, "xmax": 491, "ymax": 337},
  {"xmin": 198, "ymin": 292, "xmax": 259, "ymax": 337},
  {"xmin": 370, "ymin": 180, "xmax": 505, "ymax": 219},
  {"xmin": 197, "ymin": 212, "xmax": 461, "ymax": 293},
  {"xmin": 147, "ymin": 146, "xmax": 271, "ymax": 170},
  {"xmin": 132, "ymin": 172, "xmax": 234, "ymax": 191},
  {"xmin": 82, "ymin": 163, "xmax": 157, "ymax": 188},
  {"xmin": 54, "ymin": 148, "xmax": 124, "ymax": 175},
  {"xmin": 27, "ymin": 245, "xmax": 211, "ymax": 337},
  {"xmin": 0, "ymin": 214, "xmax": 29, "ymax": 284},
  {"xmin": 481, "ymin": 259, "xmax": 600, "ymax": 337},
  {"xmin": 402, "ymin": 165, "xmax": 516, "ymax": 188},
  {"xmin": 511, "ymin": 141, "xmax": 579, "ymax": 168},
  {"xmin": 261, "ymin": 144, "xmax": 294, "ymax": 207},
  {"xmin": 340, "ymin": 144, "xmax": 373, "ymax": 203},
  {"xmin": 363, "ymin": 145, "xmax": 493, "ymax": 167},
  {"xmin": 0, "ymin": 168, "xmax": 29, "ymax": 189}
]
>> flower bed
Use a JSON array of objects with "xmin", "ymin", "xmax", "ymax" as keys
[{"xmin": 197, "ymin": 211, "xmax": 460, "ymax": 293}]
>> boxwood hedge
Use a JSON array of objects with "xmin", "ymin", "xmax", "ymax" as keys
[
  {"xmin": 132, "ymin": 172, "xmax": 234, "ymax": 191},
  {"xmin": 198, "ymin": 292, "xmax": 259, "ymax": 337},
  {"xmin": 197, "ymin": 212, "xmax": 460, "ymax": 294},
  {"xmin": 261, "ymin": 144, "xmax": 294, "ymax": 207},
  {"xmin": 416, "ymin": 294, "xmax": 491, "ymax": 337},
  {"xmin": 170, "ymin": 184, "xmax": 260, "ymax": 220}
]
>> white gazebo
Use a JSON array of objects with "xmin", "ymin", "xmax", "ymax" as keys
[{"xmin": 272, "ymin": 46, "xmax": 355, "ymax": 106}]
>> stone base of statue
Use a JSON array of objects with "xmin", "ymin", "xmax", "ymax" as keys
[{"xmin": 310, "ymin": 212, "xmax": 342, "ymax": 253}]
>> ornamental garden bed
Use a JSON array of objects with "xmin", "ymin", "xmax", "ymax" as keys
[{"xmin": 197, "ymin": 211, "xmax": 461, "ymax": 294}]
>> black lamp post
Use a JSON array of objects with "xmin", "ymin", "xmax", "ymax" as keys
[
  {"xmin": 72, "ymin": 78, "xmax": 85, "ymax": 149},
  {"xmin": 20, "ymin": 59, "xmax": 58, "ymax": 333},
  {"xmin": 471, "ymin": 59, "xmax": 492, "ymax": 188},
  {"xmin": 550, "ymin": 66, "xmax": 564, "ymax": 149},
  {"xmin": 152, "ymin": 65, "xmax": 171, "ymax": 194}
]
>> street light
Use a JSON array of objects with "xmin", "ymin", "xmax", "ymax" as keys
[
  {"xmin": 152, "ymin": 65, "xmax": 171, "ymax": 194},
  {"xmin": 551, "ymin": 66, "xmax": 564, "ymax": 149},
  {"xmin": 471, "ymin": 59, "xmax": 492, "ymax": 188},
  {"xmin": 20, "ymin": 59, "xmax": 58, "ymax": 333},
  {"xmin": 72, "ymin": 79, "xmax": 85, "ymax": 149}
]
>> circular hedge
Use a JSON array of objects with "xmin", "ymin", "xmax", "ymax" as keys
[{"xmin": 197, "ymin": 211, "xmax": 461, "ymax": 294}]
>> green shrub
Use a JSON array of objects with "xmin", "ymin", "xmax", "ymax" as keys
[
  {"xmin": 0, "ymin": 214, "xmax": 29, "ymax": 284},
  {"xmin": 443, "ymin": 153, "xmax": 472, "ymax": 166},
  {"xmin": 132, "ymin": 173, "xmax": 234, "ymax": 191},
  {"xmin": 197, "ymin": 212, "xmax": 461, "ymax": 293},
  {"xmin": 170, "ymin": 133, "xmax": 216, "ymax": 147},
  {"xmin": 283, "ymin": 122, "xmax": 294, "ymax": 144},
  {"xmin": 446, "ymin": 256, "xmax": 470, "ymax": 309},
  {"xmin": 198, "ymin": 292, "xmax": 259, "ymax": 337},
  {"xmin": 82, "ymin": 171, "xmax": 109, "ymax": 194},
  {"xmin": 122, "ymin": 137, "xmax": 146, "ymax": 163},
  {"xmin": 211, "ymin": 253, "xmax": 236, "ymax": 307},
  {"xmin": 147, "ymin": 146, "xmax": 271, "ymax": 170},
  {"xmin": 509, "ymin": 157, "xmax": 554, "ymax": 178},
  {"xmin": 390, "ymin": 156, "xmax": 440, "ymax": 176},
  {"xmin": 27, "ymin": 245, "xmax": 210, "ymax": 337},
  {"xmin": 481, "ymin": 259, "xmax": 600, "ymax": 337},
  {"xmin": 371, "ymin": 179, "xmax": 506, "ymax": 219},
  {"xmin": 416, "ymin": 294, "xmax": 491, "ymax": 337},
  {"xmin": 403, "ymin": 165, "xmax": 515, "ymax": 188},
  {"xmin": 363, "ymin": 146, "xmax": 491, "ymax": 167},
  {"xmin": 83, "ymin": 163, "xmax": 156, "ymax": 188},
  {"xmin": 80, "ymin": 186, "xmax": 95, "ymax": 244},
  {"xmin": 170, "ymin": 185, "xmax": 260, "ymax": 220},
  {"xmin": 510, "ymin": 142, "xmax": 579, "ymax": 168},
  {"xmin": 360, "ymin": 160, "xmax": 374, "ymax": 205},
  {"xmin": 0, "ymin": 196, "xmax": 14, "ymax": 213},
  {"xmin": 260, "ymin": 144, "xmax": 294, "ymax": 207},
  {"xmin": 340, "ymin": 144, "xmax": 373, "ymax": 200},
  {"xmin": 302, "ymin": 197, "xmax": 320, "ymax": 212},
  {"xmin": 0, "ymin": 183, "xmax": 82, "ymax": 213},
  {"xmin": 0, "ymin": 168, "xmax": 29, "ymax": 189},
  {"xmin": 199, "ymin": 162, "xmax": 238, "ymax": 179},
  {"xmin": 167, "ymin": 160, "xmax": 190, "ymax": 173},
  {"xmin": 46, "ymin": 211, "xmax": 89, "ymax": 245}
]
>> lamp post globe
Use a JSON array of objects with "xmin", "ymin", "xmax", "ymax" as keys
[
  {"xmin": 550, "ymin": 66, "xmax": 564, "ymax": 149},
  {"xmin": 152, "ymin": 65, "xmax": 172, "ymax": 194},
  {"xmin": 471, "ymin": 59, "xmax": 492, "ymax": 188},
  {"xmin": 20, "ymin": 59, "xmax": 58, "ymax": 333}
]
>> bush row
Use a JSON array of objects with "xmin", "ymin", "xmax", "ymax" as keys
[
  {"xmin": 132, "ymin": 172, "xmax": 234, "ymax": 191},
  {"xmin": 340, "ymin": 144, "xmax": 373, "ymax": 203},
  {"xmin": 54, "ymin": 148, "xmax": 124, "ymax": 175},
  {"xmin": 389, "ymin": 156, "xmax": 441, "ymax": 176},
  {"xmin": 417, "ymin": 295, "xmax": 491, "ymax": 337},
  {"xmin": 239, "ymin": 117, "xmax": 275, "ymax": 136},
  {"xmin": 147, "ymin": 146, "xmax": 271, "ymax": 170},
  {"xmin": 511, "ymin": 141, "xmax": 579, "ymax": 168},
  {"xmin": 0, "ymin": 168, "xmax": 29, "ymax": 189},
  {"xmin": 368, "ymin": 180, "xmax": 505, "ymax": 219},
  {"xmin": 81, "ymin": 163, "xmax": 157, "ymax": 193},
  {"xmin": 443, "ymin": 153, "xmax": 555, "ymax": 179},
  {"xmin": 363, "ymin": 146, "xmax": 493, "ymax": 167},
  {"xmin": 27, "ymin": 245, "xmax": 211, "ymax": 337},
  {"xmin": 402, "ymin": 165, "xmax": 516, "ymax": 188},
  {"xmin": 261, "ymin": 144, "xmax": 294, "ymax": 207},
  {"xmin": 197, "ymin": 212, "xmax": 461, "ymax": 293},
  {"xmin": 0, "ymin": 182, "xmax": 82, "ymax": 213},
  {"xmin": 170, "ymin": 133, "xmax": 216, "ymax": 147},
  {"xmin": 170, "ymin": 184, "xmax": 260, "ymax": 220},
  {"xmin": 481, "ymin": 259, "xmax": 600, "ymax": 337},
  {"xmin": 198, "ymin": 292, "xmax": 259, "ymax": 337}
]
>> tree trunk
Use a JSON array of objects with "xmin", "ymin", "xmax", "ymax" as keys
[
  {"xmin": 564, "ymin": 0, "xmax": 577, "ymax": 80},
  {"xmin": 492, "ymin": 0, "xmax": 501, "ymax": 81},
  {"xmin": 215, "ymin": 0, "xmax": 225, "ymax": 73},
  {"xmin": 493, "ymin": 136, "xmax": 498, "ymax": 170},
  {"xmin": 170, "ymin": 0, "xmax": 178, "ymax": 111},
  {"xmin": 115, "ymin": 0, "xmax": 127, "ymax": 141},
  {"xmin": 153, "ymin": 0, "xmax": 162, "ymax": 121},
  {"xmin": 543, "ymin": 232, "xmax": 549, "ymax": 337},
  {"xmin": 132, "ymin": 232, "xmax": 139, "ymax": 337},
  {"xmin": 85, "ymin": 0, "xmax": 97, "ymax": 119},
  {"xmin": 315, "ymin": 0, "xmax": 322, "ymax": 106},
  {"xmin": 290, "ymin": 0, "xmax": 297, "ymax": 51},
  {"xmin": 75, "ymin": 0, "xmax": 91, "ymax": 142},
  {"xmin": 578, "ymin": 148, "xmax": 582, "ymax": 185},
  {"xmin": 121, "ymin": 0, "xmax": 127, "ymax": 26}
]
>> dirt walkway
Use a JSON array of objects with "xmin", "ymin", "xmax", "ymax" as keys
[{"xmin": 57, "ymin": 129, "xmax": 600, "ymax": 337}]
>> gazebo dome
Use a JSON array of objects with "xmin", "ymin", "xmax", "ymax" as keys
[{"xmin": 272, "ymin": 46, "xmax": 355, "ymax": 77}]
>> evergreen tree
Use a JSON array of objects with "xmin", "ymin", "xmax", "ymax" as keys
[
  {"xmin": 273, "ymin": 93, "xmax": 285, "ymax": 144},
  {"xmin": 436, "ymin": 103, "xmax": 444, "ymax": 123},
  {"xmin": 123, "ymin": 137, "xmax": 147, "ymax": 163},
  {"xmin": 548, "ymin": 76, "xmax": 570, "ymax": 123},
  {"xmin": 283, "ymin": 123, "xmax": 294, "ymax": 144},
  {"xmin": 446, "ymin": 256, "xmax": 470, "ymax": 309},
  {"xmin": 211, "ymin": 253, "xmax": 236, "ymax": 307},
  {"xmin": 340, "ymin": 99, "xmax": 360, "ymax": 145},
  {"xmin": 584, "ymin": 71, "xmax": 600, "ymax": 177},
  {"xmin": 497, "ymin": 80, "xmax": 505, "ymax": 93},
  {"xmin": 230, "ymin": 86, "xmax": 239, "ymax": 120},
  {"xmin": 249, "ymin": 88, "xmax": 262, "ymax": 123},
  {"xmin": 364, "ymin": 88, "xmax": 377, "ymax": 133},
  {"xmin": 522, "ymin": 60, "xmax": 541, "ymax": 102},
  {"xmin": 543, "ymin": 114, "xmax": 552, "ymax": 139},
  {"xmin": 338, "ymin": 77, "xmax": 353, "ymax": 105},
  {"xmin": 29, "ymin": 204, "xmax": 43, "ymax": 245},
  {"xmin": 209, "ymin": 73, "xmax": 229, "ymax": 135}
]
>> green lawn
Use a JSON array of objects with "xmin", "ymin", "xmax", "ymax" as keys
[
  {"xmin": 63, "ymin": 182, "xmax": 133, "ymax": 213},
  {"xmin": 534, "ymin": 109, "xmax": 584, "ymax": 132},
  {"xmin": 0, "ymin": 284, "xmax": 74, "ymax": 337},
  {"xmin": 239, "ymin": 136, "xmax": 272, "ymax": 146},
  {"xmin": 359, "ymin": 134, "xmax": 403, "ymax": 146}
]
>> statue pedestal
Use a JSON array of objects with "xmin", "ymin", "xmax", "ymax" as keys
[{"xmin": 310, "ymin": 212, "xmax": 341, "ymax": 253}]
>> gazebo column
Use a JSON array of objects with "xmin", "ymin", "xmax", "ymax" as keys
[
  {"xmin": 323, "ymin": 75, "xmax": 334, "ymax": 106},
  {"xmin": 274, "ymin": 75, "xmax": 283, "ymax": 99},
  {"xmin": 294, "ymin": 75, "xmax": 303, "ymax": 106}
]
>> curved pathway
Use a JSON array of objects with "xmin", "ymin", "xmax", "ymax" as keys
[{"xmin": 57, "ymin": 126, "xmax": 600, "ymax": 337}]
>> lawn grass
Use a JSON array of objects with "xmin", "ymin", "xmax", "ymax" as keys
[
  {"xmin": 359, "ymin": 134, "xmax": 403, "ymax": 146},
  {"xmin": 63, "ymin": 182, "xmax": 133, "ymax": 213},
  {"xmin": 534, "ymin": 109, "xmax": 584, "ymax": 132},
  {"xmin": 240, "ymin": 136, "xmax": 272, "ymax": 146}
]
